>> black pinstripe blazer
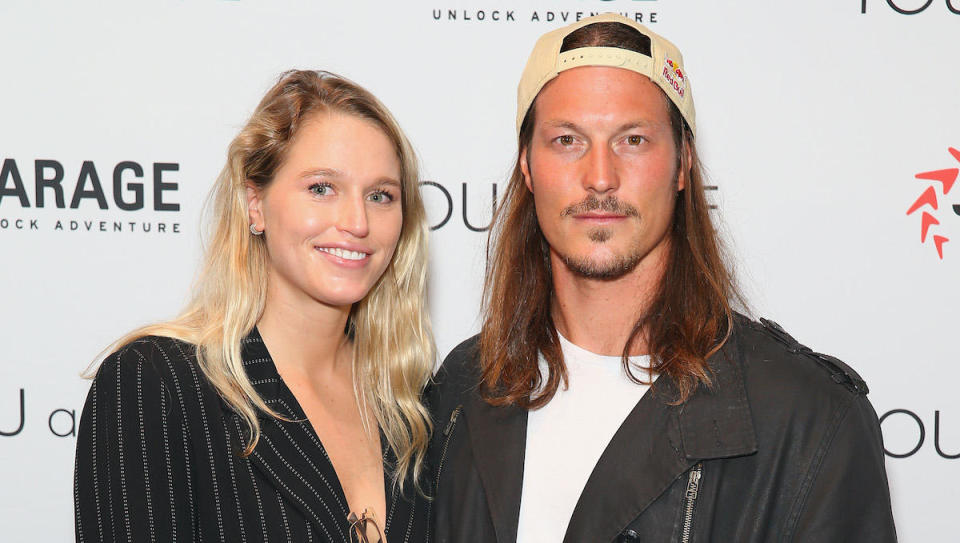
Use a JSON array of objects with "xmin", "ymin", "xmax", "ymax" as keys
[{"xmin": 74, "ymin": 329, "xmax": 429, "ymax": 542}]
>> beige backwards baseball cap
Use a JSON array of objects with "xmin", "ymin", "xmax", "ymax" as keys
[{"xmin": 516, "ymin": 13, "xmax": 696, "ymax": 134}]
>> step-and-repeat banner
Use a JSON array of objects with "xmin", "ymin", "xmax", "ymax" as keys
[{"xmin": 1, "ymin": 1, "xmax": 957, "ymax": 541}]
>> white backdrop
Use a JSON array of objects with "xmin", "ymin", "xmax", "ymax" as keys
[{"xmin": 1, "ymin": 1, "xmax": 957, "ymax": 541}]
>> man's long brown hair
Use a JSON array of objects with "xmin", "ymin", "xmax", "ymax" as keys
[{"xmin": 479, "ymin": 22, "xmax": 743, "ymax": 408}]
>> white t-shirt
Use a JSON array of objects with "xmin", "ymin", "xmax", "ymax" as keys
[{"xmin": 515, "ymin": 332, "xmax": 657, "ymax": 543}]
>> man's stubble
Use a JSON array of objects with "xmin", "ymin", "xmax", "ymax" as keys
[{"xmin": 555, "ymin": 194, "xmax": 646, "ymax": 280}]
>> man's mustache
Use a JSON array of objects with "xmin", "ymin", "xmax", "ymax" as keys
[{"xmin": 560, "ymin": 195, "xmax": 640, "ymax": 218}]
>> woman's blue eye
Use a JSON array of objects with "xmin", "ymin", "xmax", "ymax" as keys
[
  {"xmin": 310, "ymin": 183, "xmax": 331, "ymax": 196},
  {"xmin": 369, "ymin": 190, "xmax": 393, "ymax": 203}
]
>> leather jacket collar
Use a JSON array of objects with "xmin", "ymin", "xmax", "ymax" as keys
[{"xmin": 461, "ymin": 323, "xmax": 758, "ymax": 543}]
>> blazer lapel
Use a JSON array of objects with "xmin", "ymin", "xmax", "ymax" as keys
[
  {"xmin": 563, "ymin": 328, "xmax": 757, "ymax": 543},
  {"xmin": 463, "ymin": 390, "xmax": 528, "ymax": 543},
  {"xmin": 236, "ymin": 329, "xmax": 353, "ymax": 540},
  {"xmin": 244, "ymin": 416, "xmax": 352, "ymax": 534}
]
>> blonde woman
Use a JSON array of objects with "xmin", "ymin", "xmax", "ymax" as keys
[{"xmin": 74, "ymin": 70, "xmax": 434, "ymax": 543}]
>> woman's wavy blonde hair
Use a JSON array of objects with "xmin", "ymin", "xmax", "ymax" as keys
[{"xmin": 100, "ymin": 70, "xmax": 435, "ymax": 491}]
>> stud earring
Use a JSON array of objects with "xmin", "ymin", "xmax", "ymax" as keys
[{"xmin": 249, "ymin": 224, "xmax": 263, "ymax": 236}]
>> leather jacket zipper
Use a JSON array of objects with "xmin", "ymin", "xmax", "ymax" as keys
[
  {"xmin": 437, "ymin": 406, "xmax": 462, "ymax": 481},
  {"xmin": 427, "ymin": 405, "xmax": 462, "ymax": 543},
  {"xmin": 435, "ymin": 406, "xmax": 462, "ymax": 494},
  {"xmin": 680, "ymin": 463, "xmax": 703, "ymax": 543}
]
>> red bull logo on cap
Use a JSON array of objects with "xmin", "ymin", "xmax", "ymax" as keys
[{"xmin": 661, "ymin": 55, "xmax": 686, "ymax": 100}]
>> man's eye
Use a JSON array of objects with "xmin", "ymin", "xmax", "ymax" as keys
[
  {"xmin": 557, "ymin": 135, "xmax": 575, "ymax": 146},
  {"xmin": 626, "ymin": 135, "xmax": 646, "ymax": 145},
  {"xmin": 309, "ymin": 183, "xmax": 332, "ymax": 196}
]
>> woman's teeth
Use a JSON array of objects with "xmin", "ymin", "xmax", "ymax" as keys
[{"xmin": 318, "ymin": 247, "xmax": 367, "ymax": 261}]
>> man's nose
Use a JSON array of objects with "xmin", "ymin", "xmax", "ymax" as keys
[{"xmin": 582, "ymin": 145, "xmax": 619, "ymax": 195}]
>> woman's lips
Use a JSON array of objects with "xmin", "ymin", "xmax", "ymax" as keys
[
  {"xmin": 316, "ymin": 247, "xmax": 368, "ymax": 261},
  {"xmin": 314, "ymin": 245, "xmax": 372, "ymax": 268}
]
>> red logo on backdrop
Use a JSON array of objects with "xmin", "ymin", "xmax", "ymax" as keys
[{"xmin": 906, "ymin": 147, "xmax": 960, "ymax": 259}]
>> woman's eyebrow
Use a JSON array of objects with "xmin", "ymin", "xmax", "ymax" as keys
[{"xmin": 298, "ymin": 167, "xmax": 343, "ymax": 179}]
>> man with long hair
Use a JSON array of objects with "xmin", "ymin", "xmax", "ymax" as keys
[{"xmin": 429, "ymin": 14, "xmax": 896, "ymax": 542}]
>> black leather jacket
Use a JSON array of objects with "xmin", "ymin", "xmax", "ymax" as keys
[{"xmin": 427, "ymin": 316, "xmax": 897, "ymax": 542}]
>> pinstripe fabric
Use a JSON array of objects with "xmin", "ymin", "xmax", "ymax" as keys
[{"xmin": 74, "ymin": 329, "xmax": 429, "ymax": 543}]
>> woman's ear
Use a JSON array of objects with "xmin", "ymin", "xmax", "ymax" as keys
[{"xmin": 246, "ymin": 182, "xmax": 265, "ymax": 232}]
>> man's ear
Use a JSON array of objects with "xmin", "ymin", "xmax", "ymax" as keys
[
  {"xmin": 677, "ymin": 138, "xmax": 692, "ymax": 192},
  {"xmin": 246, "ymin": 182, "xmax": 265, "ymax": 231},
  {"xmin": 520, "ymin": 147, "xmax": 533, "ymax": 192}
]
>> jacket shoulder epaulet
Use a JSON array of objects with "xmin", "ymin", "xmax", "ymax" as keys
[{"xmin": 756, "ymin": 318, "xmax": 869, "ymax": 395}]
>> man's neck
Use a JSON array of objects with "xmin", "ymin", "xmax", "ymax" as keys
[{"xmin": 550, "ymin": 244, "xmax": 668, "ymax": 357}]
